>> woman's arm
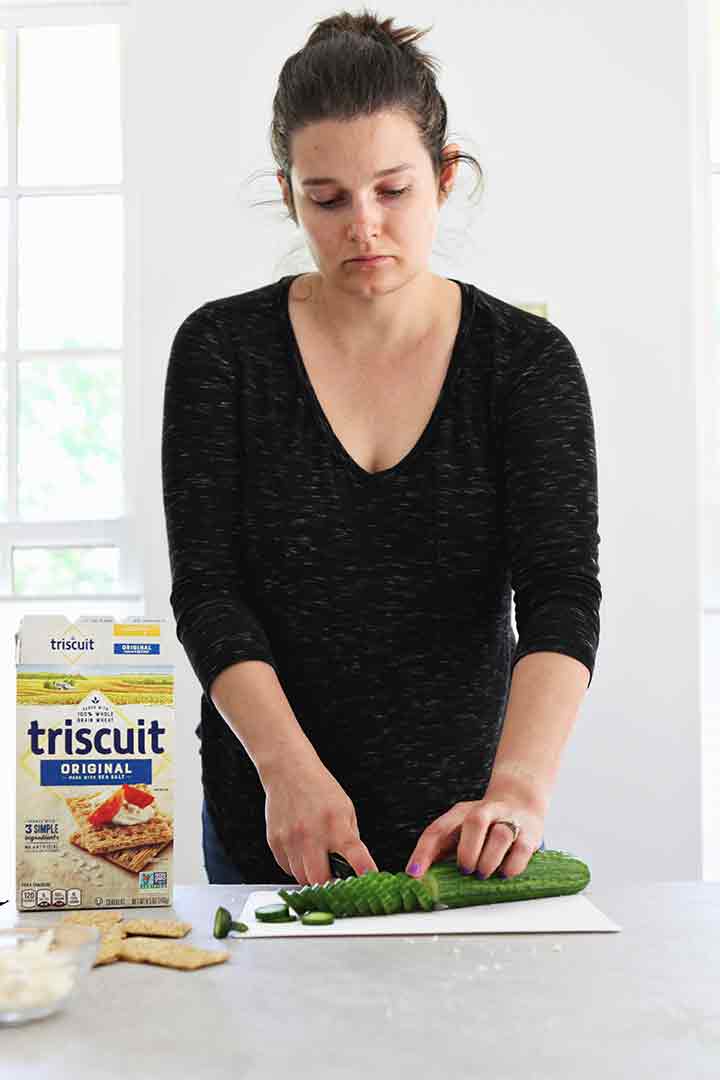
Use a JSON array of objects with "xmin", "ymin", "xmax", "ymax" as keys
[
  {"xmin": 161, "ymin": 302, "xmax": 276, "ymax": 696},
  {"xmin": 501, "ymin": 319, "xmax": 602, "ymax": 686},
  {"xmin": 161, "ymin": 302, "xmax": 319, "ymax": 778},
  {"xmin": 488, "ymin": 650, "xmax": 591, "ymax": 810},
  {"xmin": 210, "ymin": 659, "xmax": 321, "ymax": 786},
  {"xmin": 486, "ymin": 318, "xmax": 602, "ymax": 807}
]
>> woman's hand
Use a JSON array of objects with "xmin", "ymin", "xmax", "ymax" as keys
[
  {"xmin": 263, "ymin": 756, "xmax": 379, "ymax": 886},
  {"xmin": 403, "ymin": 775, "xmax": 547, "ymax": 881}
]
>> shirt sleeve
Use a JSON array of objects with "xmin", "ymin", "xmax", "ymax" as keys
[
  {"xmin": 161, "ymin": 302, "xmax": 278, "ymax": 701},
  {"xmin": 501, "ymin": 320, "xmax": 602, "ymax": 687}
]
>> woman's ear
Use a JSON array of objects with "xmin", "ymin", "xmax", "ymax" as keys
[{"xmin": 439, "ymin": 145, "xmax": 461, "ymax": 202}]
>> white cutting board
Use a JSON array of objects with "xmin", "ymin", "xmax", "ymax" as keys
[{"xmin": 239, "ymin": 890, "xmax": 621, "ymax": 937}]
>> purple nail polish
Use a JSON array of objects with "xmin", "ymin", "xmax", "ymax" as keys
[
  {"xmin": 498, "ymin": 870, "xmax": 508, "ymax": 879},
  {"xmin": 475, "ymin": 870, "xmax": 486, "ymax": 879},
  {"xmin": 460, "ymin": 865, "xmax": 473, "ymax": 875},
  {"xmin": 408, "ymin": 862, "xmax": 421, "ymax": 876}
]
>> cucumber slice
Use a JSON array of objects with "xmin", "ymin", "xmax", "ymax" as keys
[
  {"xmin": 255, "ymin": 902, "xmax": 292, "ymax": 922},
  {"xmin": 301, "ymin": 910, "xmax": 335, "ymax": 926},
  {"xmin": 278, "ymin": 887, "xmax": 307, "ymax": 914}
]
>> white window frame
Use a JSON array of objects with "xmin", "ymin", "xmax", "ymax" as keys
[
  {"xmin": 705, "ymin": 0, "xmax": 720, "ymax": 614},
  {"xmin": 0, "ymin": 0, "xmax": 142, "ymax": 603}
]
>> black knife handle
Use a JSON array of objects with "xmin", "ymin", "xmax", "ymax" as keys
[{"xmin": 328, "ymin": 851, "xmax": 356, "ymax": 879}]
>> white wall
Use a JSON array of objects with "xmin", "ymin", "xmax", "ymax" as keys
[{"xmin": 2, "ymin": 0, "xmax": 712, "ymax": 897}]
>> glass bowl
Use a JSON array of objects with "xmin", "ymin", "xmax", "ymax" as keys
[{"xmin": 0, "ymin": 923, "xmax": 101, "ymax": 1026}]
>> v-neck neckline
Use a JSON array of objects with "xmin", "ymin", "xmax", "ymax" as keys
[{"xmin": 281, "ymin": 273, "xmax": 472, "ymax": 482}]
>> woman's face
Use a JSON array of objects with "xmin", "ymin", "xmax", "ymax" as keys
[{"xmin": 277, "ymin": 110, "xmax": 458, "ymax": 293}]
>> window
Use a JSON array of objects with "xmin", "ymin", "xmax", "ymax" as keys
[
  {"xmin": 0, "ymin": 2, "xmax": 142, "ymax": 897},
  {"xmin": 0, "ymin": 5, "xmax": 140, "ymax": 604}
]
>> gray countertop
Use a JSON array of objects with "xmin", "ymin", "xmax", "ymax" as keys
[{"xmin": 2, "ymin": 880, "xmax": 719, "ymax": 1079}]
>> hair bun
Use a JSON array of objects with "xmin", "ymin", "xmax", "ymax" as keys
[{"xmin": 306, "ymin": 9, "xmax": 432, "ymax": 59}]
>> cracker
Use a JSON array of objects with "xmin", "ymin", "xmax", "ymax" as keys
[
  {"xmin": 119, "ymin": 937, "xmax": 228, "ymax": 970},
  {"xmin": 60, "ymin": 910, "xmax": 125, "ymax": 927},
  {"xmin": 94, "ymin": 925, "xmax": 126, "ymax": 966},
  {"xmin": 58, "ymin": 912, "xmax": 126, "ymax": 966},
  {"xmin": 64, "ymin": 788, "xmax": 173, "ymax": 853},
  {"xmin": 122, "ymin": 918, "xmax": 191, "ymax": 938},
  {"xmin": 70, "ymin": 829, "xmax": 170, "ymax": 873}
]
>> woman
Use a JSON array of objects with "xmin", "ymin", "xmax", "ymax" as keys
[{"xmin": 162, "ymin": 10, "xmax": 601, "ymax": 886}]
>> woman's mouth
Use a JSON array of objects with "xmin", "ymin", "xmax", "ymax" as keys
[{"xmin": 348, "ymin": 256, "xmax": 392, "ymax": 267}]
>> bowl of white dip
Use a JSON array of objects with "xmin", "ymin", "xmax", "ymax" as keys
[{"xmin": 0, "ymin": 923, "xmax": 100, "ymax": 1025}]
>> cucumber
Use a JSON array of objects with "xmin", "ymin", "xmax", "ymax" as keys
[
  {"xmin": 301, "ymin": 911, "xmax": 335, "ymax": 926},
  {"xmin": 424, "ymin": 850, "xmax": 590, "ymax": 908},
  {"xmin": 213, "ymin": 905, "xmax": 249, "ymax": 938},
  {"xmin": 255, "ymin": 902, "xmax": 296, "ymax": 923},
  {"xmin": 277, "ymin": 849, "xmax": 590, "ymax": 918}
]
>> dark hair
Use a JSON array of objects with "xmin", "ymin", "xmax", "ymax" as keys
[{"xmin": 248, "ymin": 7, "xmax": 484, "ymax": 236}]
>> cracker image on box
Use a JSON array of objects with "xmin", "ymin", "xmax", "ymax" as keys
[
  {"xmin": 69, "ymin": 827, "xmax": 171, "ymax": 873},
  {"xmin": 16, "ymin": 615, "xmax": 174, "ymax": 912},
  {"xmin": 65, "ymin": 784, "xmax": 174, "ymax": 853}
]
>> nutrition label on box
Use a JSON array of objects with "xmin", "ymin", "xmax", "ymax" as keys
[{"xmin": 20, "ymin": 887, "xmax": 84, "ymax": 909}]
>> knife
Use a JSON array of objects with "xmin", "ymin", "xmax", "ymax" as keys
[{"xmin": 328, "ymin": 851, "xmax": 357, "ymax": 879}]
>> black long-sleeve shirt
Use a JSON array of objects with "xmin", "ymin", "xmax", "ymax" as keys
[{"xmin": 161, "ymin": 273, "xmax": 601, "ymax": 881}]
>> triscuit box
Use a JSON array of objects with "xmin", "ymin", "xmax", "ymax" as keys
[{"xmin": 16, "ymin": 615, "xmax": 174, "ymax": 913}]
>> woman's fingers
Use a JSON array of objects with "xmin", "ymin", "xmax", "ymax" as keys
[
  {"xmin": 405, "ymin": 804, "xmax": 469, "ymax": 876},
  {"xmin": 458, "ymin": 820, "xmax": 517, "ymax": 876}
]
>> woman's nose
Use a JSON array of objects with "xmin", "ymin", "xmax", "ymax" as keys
[{"xmin": 347, "ymin": 223, "xmax": 378, "ymax": 242}]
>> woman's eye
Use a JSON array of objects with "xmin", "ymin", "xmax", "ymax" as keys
[{"xmin": 314, "ymin": 187, "xmax": 409, "ymax": 209}]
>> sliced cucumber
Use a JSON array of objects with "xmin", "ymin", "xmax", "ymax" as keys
[
  {"xmin": 255, "ymin": 902, "xmax": 294, "ymax": 923},
  {"xmin": 301, "ymin": 910, "xmax": 335, "ymax": 926}
]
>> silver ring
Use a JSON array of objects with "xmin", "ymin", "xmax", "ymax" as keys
[{"xmin": 494, "ymin": 819, "xmax": 520, "ymax": 843}]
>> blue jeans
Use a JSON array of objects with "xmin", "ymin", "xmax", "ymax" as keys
[
  {"xmin": 201, "ymin": 797, "xmax": 545, "ymax": 883},
  {"xmin": 201, "ymin": 798, "xmax": 249, "ymax": 883}
]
